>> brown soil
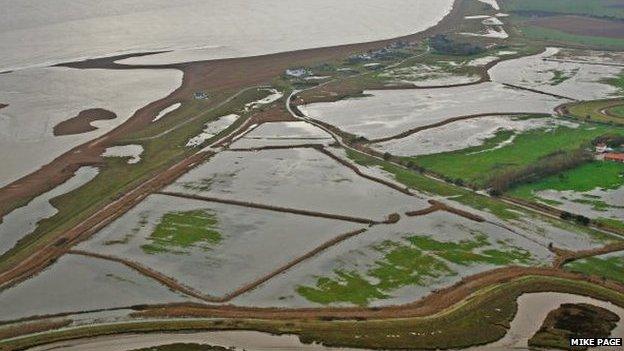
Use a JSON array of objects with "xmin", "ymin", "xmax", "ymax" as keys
[
  {"xmin": 0, "ymin": 103, "xmax": 7, "ymax": 110},
  {"xmin": 502, "ymin": 83, "xmax": 577, "ymax": 101},
  {"xmin": 158, "ymin": 191, "xmax": 380, "ymax": 225},
  {"xmin": 553, "ymin": 242, "xmax": 624, "ymax": 268},
  {"xmin": 53, "ymin": 108, "xmax": 117, "ymax": 136},
  {"xmin": 529, "ymin": 15, "xmax": 624, "ymax": 39},
  {"xmin": 0, "ymin": 319, "xmax": 72, "ymax": 340}
]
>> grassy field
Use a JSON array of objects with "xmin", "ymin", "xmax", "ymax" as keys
[
  {"xmin": 345, "ymin": 149, "xmax": 616, "ymax": 243},
  {"xmin": 346, "ymin": 149, "xmax": 521, "ymax": 220},
  {"xmin": 141, "ymin": 210, "xmax": 221, "ymax": 255},
  {"xmin": 565, "ymin": 254, "xmax": 624, "ymax": 285},
  {"xmin": 409, "ymin": 123, "xmax": 617, "ymax": 188},
  {"xmin": 298, "ymin": 233, "xmax": 535, "ymax": 306},
  {"xmin": 3, "ymin": 276, "xmax": 624, "ymax": 351},
  {"xmin": 567, "ymin": 99, "xmax": 624, "ymax": 124},
  {"xmin": 609, "ymin": 105, "xmax": 624, "ymax": 118},
  {"xmin": 509, "ymin": 161, "xmax": 624, "ymax": 199},
  {"xmin": 504, "ymin": 0, "xmax": 624, "ymax": 20},
  {"xmin": 519, "ymin": 21, "xmax": 624, "ymax": 50}
]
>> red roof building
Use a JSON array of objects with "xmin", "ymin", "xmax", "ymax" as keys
[{"xmin": 604, "ymin": 153, "xmax": 624, "ymax": 163}]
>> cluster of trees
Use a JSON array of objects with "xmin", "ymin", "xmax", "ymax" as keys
[
  {"xmin": 429, "ymin": 34, "xmax": 485, "ymax": 56},
  {"xmin": 593, "ymin": 134, "xmax": 624, "ymax": 148},
  {"xmin": 488, "ymin": 149, "xmax": 592, "ymax": 195},
  {"xmin": 560, "ymin": 211, "xmax": 591, "ymax": 226}
]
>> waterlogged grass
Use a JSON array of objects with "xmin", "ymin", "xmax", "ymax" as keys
[
  {"xmin": 411, "ymin": 124, "xmax": 618, "ymax": 187},
  {"xmin": 510, "ymin": 161, "xmax": 624, "ymax": 200},
  {"xmin": 4, "ymin": 277, "xmax": 624, "ymax": 351},
  {"xmin": 410, "ymin": 233, "xmax": 534, "ymax": 266},
  {"xmin": 605, "ymin": 71, "xmax": 624, "ymax": 94},
  {"xmin": 142, "ymin": 210, "xmax": 221, "ymax": 255},
  {"xmin": 180, "ymin": 178, "xmax": 213, "ymax": 192},
  {"xmin": 565, "ymin": 254, "xmax": 624, "ymax": 284},
  {"xmin": 298, "ymin": 232, "xmax": 535, "ymax": 306},
  {"xmin": 609, "ymin": 105, "xmax": 624, "ymax": 118},
  {"xmin": 104, "ymin": 213, "xmax": 148, "ymax": 246},
  {"xmin": 346, "ymin": 149, "xmax": 520, "ymax": 220},
  {"xmin": 568, "ymin": 99, "xmax": 624, "ymax": 125},
  {"xmin": 549, "ymin": 69, "xmax": 578, "ymax": 86}
]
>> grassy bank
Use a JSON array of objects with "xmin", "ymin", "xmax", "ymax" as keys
[{"xmin": 3, "ymin": 276, "xmax": 624, "ymax": 351}]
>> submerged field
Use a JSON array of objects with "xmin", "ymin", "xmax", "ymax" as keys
[{"xmin": 2, "ymin": 0, "xmax": 624, "ymax": 348}]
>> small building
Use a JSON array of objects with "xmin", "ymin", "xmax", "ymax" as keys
[
  {"xmin": 604, "ymin": 153, "xmax": 624, "ymax": 163},
  {"xmin": 595, "ymin": 143, "xmax": 612, "ymax": 153},
  {"xmin": 285, "ymin": 68, "xmax": 310, "ymax": 78},
  {"xmin": 193, "ymin": 91, "xmax": 209, "ymax": 100}
]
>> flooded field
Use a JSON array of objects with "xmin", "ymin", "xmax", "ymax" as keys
[
  {"xmin": 536, "ymin": 187, "xmax": 624, "ymax": 221},
  {"xmin": 77, "ymin": 193, "xmax": 360, "ymax": 297},
  {"xmin": 231, "ymin": 122, "xmax": 333, "ymax": 149},
  {"xmin": 378, "ymin": 63, "xmax": 481, "ymax": 87},
  {"xmin": 490, "ymin": 47, "xmax": 623, "ymax": 100},
  {"xmin": 102, "ymin": 145, "xmax": 144, "ymax": 164},
  {"xmin": 299, "ymin": 82, "xmax": 564, "ymax": 140},
  {"xmin": 373, "ymin": 115, "xmax": 577, "ymax": 156},
  {"xmin": 0, "ymin": 254, "xmax": 192, "ymax": 321},
  {"xmin": 0, "ymin": 67, "xmax": 181, "ymax": 187},
  {"xmin": 186, "ymin": 114, "xmax": 239, "ymax": 147},
  {"xmin": 234, "ymin": 211, "xmax": 551, "ymax": 308},
  {"xmin": 0, "ymin": 166, "xmax": 98, "ymax": 255},
  {"xmin": 167, "ymin": 148, "xmax": 430, "ymax": 220}
]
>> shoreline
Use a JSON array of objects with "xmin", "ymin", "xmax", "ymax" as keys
[{"xmin": 0, "ymin": 0, "xmax": 468, "ymax": 219}]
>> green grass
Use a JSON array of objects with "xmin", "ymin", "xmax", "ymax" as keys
[
  {"xmin": 504, "ymin": 0, "xmax": 624, "ymax": 20},
  {"xmin": 297, "ymin": 232, "xmax": 535, "ymax": 306},
  {"xmin": 549, "ymin": 68, "xmax": 578, "ymax": 86},
  {"xmin": 5, "ymin": 276, "xmax": 624, "ymax": 351},
  {"xmin": 568, "ymin": 99, "xmax": 624, "ymax": 124},
  {"xmin": 141, "ymin": 210, "xmax": 221, "ymax": 255},
  {"xmin": 510, "ymin": 161, "xmax": 624, "ymax": 200},
  {"xmin": 519, "ymin": 26, "xmax": 624, "ymax": 50},
  {"xmin": 565, "ymin": 254, "xmax": 624, "ymax": 285},
  {"xmin": 411, "ymin": 124, "xmax": 621, "ymax": 187},
  {"xmin": 346, "ymin": 149, "xmax": 522, "ymax": 220},
  {"xmin": 608, "ymin": 105, "xmax": 624, "ymax": 118},
  {"xmin": 605, "ymin": 71, "xmax": 624, "ymax": 95}
]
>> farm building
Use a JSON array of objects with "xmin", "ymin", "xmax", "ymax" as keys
[{"xmin": 604, "ymin": 153, "xmax": 624, "ymax": 163}]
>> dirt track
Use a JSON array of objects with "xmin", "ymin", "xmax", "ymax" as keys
[{"xmin": 158, "ymin": 191, "xmax": 381, "ymax": 225}]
